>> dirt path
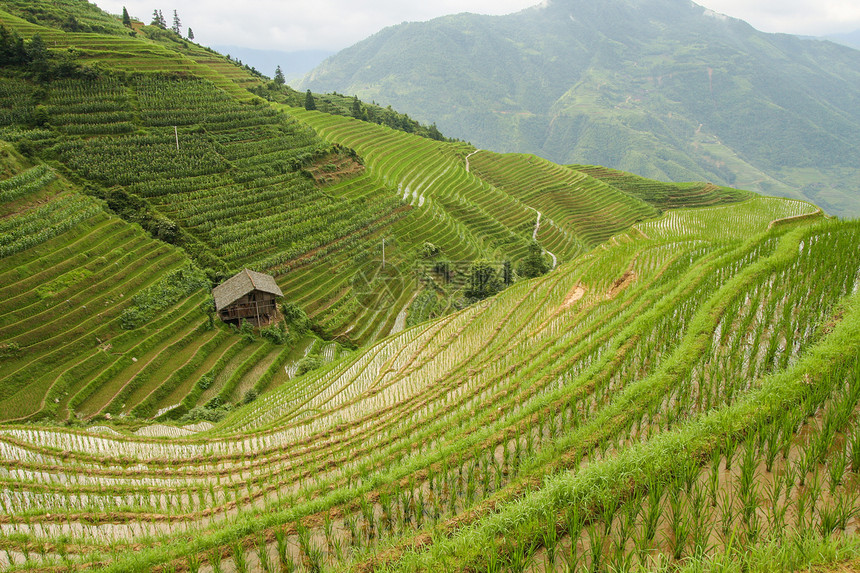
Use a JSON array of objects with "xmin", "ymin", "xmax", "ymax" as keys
[
  {"xmin": 546, "ymin": 247, "xmax": 557, "ymax": 269},
  {"xmin": 463, "ymin": 150, "xmax": 556, "ymax": 268},
  {"xmin": 606, "ymin": 270, "xmax": 636, "ymax": 299},
  {"xmin": 465, "ymin": 149, "xmax": 481, "ymax": 172},
  {"xmin": 525, "ymin": 206, "xmax": 558, "ymax": 269}
]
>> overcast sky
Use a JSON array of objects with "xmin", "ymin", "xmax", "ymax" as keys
[{"xmin": 92, "ymin": 0, "xmax": 860, "ymax": 52}]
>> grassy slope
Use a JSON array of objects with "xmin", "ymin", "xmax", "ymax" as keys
[
  {"xmin": 1, "ymin": 197, "xmax": 858, "ymax": 573},
  {"xmin": 569, "ymin": 164, "xmax": 753, "ymax": 211},
  {"xmin": 0, "ymin": 0, "xmax": 670, "ymax": 424},
  {"xmin": 0, "ymin": 7, "xmax": 261, "ymax": 100},
  {"xmin": 0, "ymin": 149, "xmax": 230, "ymax": 423},
  {"xmin": 0, "ymin": 2, "xmax": 858, "ymax": 571}
]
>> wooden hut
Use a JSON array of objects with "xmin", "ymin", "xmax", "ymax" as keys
[{"xmin": 213, "ymin": 269, "xmax": 283, "ymax": 325}]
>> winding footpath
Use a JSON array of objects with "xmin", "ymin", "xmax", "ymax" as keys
[
  {"xmin": 466, "ymin": 149, "xmax": 557, "ymax": 269},
  {"xmin": 527, "ymin": 206, "xmax": 558, "ymax": 269},
  {"xmin": 465, "ymin": 149, "xmax": 481, "ymax": 172}
]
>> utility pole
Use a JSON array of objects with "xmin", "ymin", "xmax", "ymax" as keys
[
  {"xmin": 382, "ymin": 238, "xmax": 386, "ymax": 268},
  {"xmin": 174, "ymin": 126, "xmax": 179, "ymax": 151}
]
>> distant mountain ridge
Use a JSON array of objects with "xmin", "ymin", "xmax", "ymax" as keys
[
  {"xmin": 300, "ymin": 0, "xmax": 860, "ymax": 217},
  {"xmin": 824, "ymin": 30, "xmax": 860, "ymax": 50}
]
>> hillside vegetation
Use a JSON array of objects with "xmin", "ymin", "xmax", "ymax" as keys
[
  {"xmin": 300, "ymin": 0, "xmax": 860, "ymax": 217},
  {"xmin": 0, "ymin": 1, "xmax": 859, "ymax": 572},
  {"xmin": 0, "ymin": 0, "xmax": 707, "ymax": 424}
]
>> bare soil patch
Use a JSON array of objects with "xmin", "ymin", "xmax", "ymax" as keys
[
  {"xmin": 561, "ymin": 283, "xmax": 586, "ymax": 310},
  {"xmin": 607, "ymin": 270, "xmax": 637, "ymax": 299},
  {"xmin": 304, "ymin": 152, "xmax": 364, "ymax": 186}
]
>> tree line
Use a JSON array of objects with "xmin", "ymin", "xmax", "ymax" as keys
[
  {"xmin": 139, "ymin": 7, "xmax": 194, "ymax": 40},
  {"xmin": 0, "ymin": 26, "xmax": 98, "ymax": 83}
]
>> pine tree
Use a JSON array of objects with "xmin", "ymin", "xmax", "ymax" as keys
[
  {"xmin": 171, "ymin": 10, "xmax": 181, "ymax": 34},
  {"xmin": 26, "ymin": 33, "xmax": 49, "ymax": 79},
  {"xmin": 351, "ymin": 96, "xmax": 363, "ymax": 119},
  {"xmin": 187, "ymin": 28, "xmax": 194, "ymax": 40},
  {"xmin": 428, "ymin": 123, "xmax": 443, "ymax": 141},
  {"xmin": 151, "ymin": 9, "xmax": 166, "ymax": 29},
  {"xmin": 516, "ymin": 241, "xmax": 550, "ymax": 279},
  {"xmin": 304, "ymin": 90, "xmax": 316, "ymax": 111},
  {"xmin": 274, "ymin": 65, "xmax": 285, "ymax": 85},
  {"xmin": 465, "ymin": 261, "xmax": 502, "ymax": 300},
  {"xmin": 122, "ymin": 7, "xmax": 131, "ymax": 27}
]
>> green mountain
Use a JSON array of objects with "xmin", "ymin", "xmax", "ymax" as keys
[
  {"xmin": 300, "ymin": 0, "xmax": 860, "ymax": 217},
  {"xmin": 2, "ymin": 2, "xmax": 860, "ymax": 572}
]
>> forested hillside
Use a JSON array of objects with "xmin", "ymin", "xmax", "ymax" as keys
[
  {"xmin": 1, "ymin": 1, "xmax": 859, "ymax": 572},
  {"xmin": 300, "ymin": 0, "xmax": 860, "ymax": 217}
]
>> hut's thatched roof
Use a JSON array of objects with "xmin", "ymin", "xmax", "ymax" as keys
[{"xmin": 212, "ymin": 269, "xmax": 283, "ymax": 311}]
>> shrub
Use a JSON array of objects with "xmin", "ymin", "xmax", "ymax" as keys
[
  {"xmin": 239, "ymin": 319, "xmax": 256, "ymax": 341},
  {"xmin": 179, "ymin": 403, "xmax": 232, "ymax": 423},
  {"xmin": 261, "ymin": 322, "xmax": 289, "ymax": 344},
  {"xmin": 197, "ymin": 373, "xmax": 213, "ymax": 390},
  {"xmin": 120, "ymin": 265, "xmax": 209, "ymax": 329},
  {"xmin": 281, "ymin": 302, "xmax": 309, "ymax": 333},
  {"xmin": 296, "ymin": 355, "xmax": 322, "ymax": 376},
  {"xmin": 0, "ymin": 342, "xmax": 21, "ymax": 360}
]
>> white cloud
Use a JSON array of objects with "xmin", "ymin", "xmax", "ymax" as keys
[
  {"xmin": 698, "ymin": 0, "xmax": 860, "ymax": 35},
  {"xmin": 91, "ymin": 0, "xmax": 860, "ymax": 51},
  {"xmin": 91, "ymin": 0, "xmax": 537, "ymax": 51}
]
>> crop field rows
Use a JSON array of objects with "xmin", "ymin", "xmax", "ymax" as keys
[
  {"xmin": 636, "ymin": 196, "xmax": 820, "ymax": 241},
  {"xmin": 0, "ymin": 150, "xmax": 329, "ymax": 426},
  {"xmin": 292, "ymin": 113, "xmax": 484, "ymax": 258},
  {"xmin": 0, "ymin": 187, "xmax": 206, "ymax": 422},
  {"xmin": 45, "ymin": 77, "xmax": 137, "ymax": 136},
  {"xmin": 468, "ymin": 152, "xmax": 660, "ymax": 251},
  {"xmin": 0, "ymin": 49, "xmax": 495, "ymax": 428},
  {"xmin": 287, "ymin": 109, "xmax": 541, "ymax": 263},
  {"xmin": 0, "ymin": 0, "xmax": 132, "ymax": 37},
  {"xmin": 0, "ymin": 9, "xmax": 257, "ymax": 100},
  {"xmin": 0, "ymin": 164, "xmax": 56, "ymax": 208},
  {"xmin": 1, "ymin": 8, "xmax": 859, "ymax": 569},
  {"xmin": 570, "ymin": 165, "xmax": 752, "ymax": 210},
  {"xmin": 0, "ymin": 196, "xmax": 857, "ymax": 572},
  {"xmin": 0, "ymin": 223, "xmax": 840, "ymax": 564},
  {"xmin": 23, "ymin": 74, "xmax": 418, "ymax": 344},
  {"xmin": 0, "ymin": 79, "xmax": 36, "ymax": 129}
]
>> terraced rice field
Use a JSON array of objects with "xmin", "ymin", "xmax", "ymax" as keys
[
  {"xmin": 288, "ymin": 111, "xmax": 518, "ymax": 256},
  {"xmin": 635, "ymin": 196, "xmax": 820, "ymax": 240},
  {"xmin": 2, "ymin": 191, "xmax": 858, "ymax": 572},
  {"xmin": 0, "ymin": 150, "xmax": 351, "ymax": 425},
  {"xmin": 468, "ymin": 151, "xmax": 659, "ymax": 252},
  {"xmin": 0, "ymin": 166, "xmax": 204, "ymax": 422},
  {"xmin": 2, "ymin": 71, "xmax": 418, "ymax": 345},
  {"xmin": 570, "ymin": 164, "xmax": 752, "ymax": 210},
  {"xmin": 0, "ymin": 8, "xmax": 259, "ymax": 100},
  {"xmin": 1, "ymin": 7, "xmax": 859, "ymax": 570}
]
